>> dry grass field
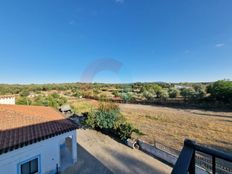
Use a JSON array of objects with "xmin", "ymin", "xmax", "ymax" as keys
[
  {"xmin": 69, "ymin": 98, "xmax": 232, "ymax": 152},
  {"xmin": 119, "ymin": 103, "xmax": 232, "ymax": 152}
]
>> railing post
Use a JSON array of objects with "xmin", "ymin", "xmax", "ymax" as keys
[
  {"xmin": 56, "ymin": 163, "xmax": 59, "ymax": 174},
  {"xmin": 172, "ymin": 139, "xmax": 232, "ymax": 174},
  {"xmin": 171, "ymin": 139, "xmax": 195, "ymax": 174},
  {"xmin": 212, "ymin": 156, "xmax": 216, "ymax": 174},
  {"xmin": 189, "ymin": 150, "xmax": 195, "ymax": 174}
]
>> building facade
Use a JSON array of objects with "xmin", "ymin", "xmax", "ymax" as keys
[
  {"xmin": 0, "ymin": 95, "xmax": 15, "ymax": 105},
  {"xmin": 0, "ymin": 105, "xmax": 78, "ymax": 174}
]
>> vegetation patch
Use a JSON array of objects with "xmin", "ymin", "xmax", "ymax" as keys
[
  {"xmin": 84, "ymin": 102, "xmax": 142, "ymax": 141},
  {"xmin": 16, "ymin": 93, "xmax": 67, "ymax": 108}
]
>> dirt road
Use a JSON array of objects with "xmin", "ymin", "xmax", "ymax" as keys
[{"xmin": 63, "ymin": 129, "xmax": 172, "ymax": 174}]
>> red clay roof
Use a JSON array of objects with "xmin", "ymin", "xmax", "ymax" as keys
[
  {"xmin": 0, "ymin": 95, "xmax": 15, "ymax": 99},
  {"xmin": 0, "ymin": 105, "xmax": 77, "ymax": 154}
]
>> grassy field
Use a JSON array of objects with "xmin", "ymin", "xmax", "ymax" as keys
[{"xmin": 69, "ymin": 98, "xmax": 232, "ymax": 152}]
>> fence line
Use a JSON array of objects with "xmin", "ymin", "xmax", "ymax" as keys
[{"xmin": 138, "ymin": 140, "xmax": 232, "ymax": 174}]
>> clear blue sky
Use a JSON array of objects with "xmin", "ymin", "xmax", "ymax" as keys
[{"xmin": 0, "ymin": 0, "xmax": 231, "ymax": 84}]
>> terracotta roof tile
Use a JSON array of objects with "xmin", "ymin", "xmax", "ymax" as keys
[
  {"xmin": 0, "ymin": 105, "xmax": 78, "ymax": 154},
  {"xmin": 0, "ymin": 95, "xmax": 15, "ymax": 99}
]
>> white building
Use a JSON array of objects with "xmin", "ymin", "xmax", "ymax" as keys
[
  {"xmin": 0, "ymin": 104, "xmax": 78, "ymax": 174},
  {"xmin": 0, "ymin": 95, "xmax": 15, "ymax": 104},
  {"xmin": 174, "ymin": 85, "xmax": 191, "ymax": 89}
]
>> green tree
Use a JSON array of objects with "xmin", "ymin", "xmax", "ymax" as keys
[
  {"xmin": 180, "ymin": 88, "xmax": 195, "ymax": 100},
  {"xmin": 120, "ymin": 92, "xmax": 135, "ymax": 102},
  {"xmin": 142, "ymin": 91, "xmax": 154, "ymax": 100},
  {"xmin": 168, "ymin": 88, "xmax": 179, "ymax": 98},
  {"xmin": 152, "ymin": 84, "xmax": 162, "ymax": 96},
  {"xmin": 207, "ymin": 80, "xmax": 232, "ymax": 104},
  {"xmin": 20, "ymin": 90, "xmax": 30, "ymax": 97},
  {"xmin": 157, "ymin": 89, "xmax": 169, "ymax": 100}
]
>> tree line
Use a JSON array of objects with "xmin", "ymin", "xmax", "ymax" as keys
[{"xmin": 0, "ymin": 80, "xmax": 231, "ymax": 108}]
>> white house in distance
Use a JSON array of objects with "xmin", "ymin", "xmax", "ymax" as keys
[
  {"xmin": 0, "ymin": 95, "xmax": 15, "ymax": 104},
  {"xmin": 0, "ymin": 104, "xmax": 78, "ymax": 174}
]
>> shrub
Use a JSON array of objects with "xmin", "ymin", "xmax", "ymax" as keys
[
  {"xmin": 84, "ymin": 102, "xmax": 139, "ymax": 141},
  {"xmin": 193, "ymin": 88, "xmax": 206, "ymax": 100},
  {"xmin": 142, "ymin": 91, "xmax": 154, "ymax": 100},
  {"xmin": 180, "ymin": 88, "xmax": 195, "ymax": 100},
  {"xmin": 82, "ymin": 91, "xmax": 93, "ymax": 98},
  {"xmin": 168, "ymin": 88, "xmax": 179, "ymax": 98},
  {"xmin": 120, "ymin": 92, "xmax": 135, "ymax": 102},
  {"xmin": 112, "ymin": 90, "xmax": 120, "ymax": 97},
  {"xmin": 157, "ymin": 89, "xmax": 169, "ymax": 100},
  {"xmin": 84, "ymin": 110, "xmax": 96, "ymax": 128},
  {"xmin": 117, "ymin": 122, "xmax": 134, "ymax": 141},
  {"xmin": 95, "ymin": 108, "xmax": 119, "ymax": 129},
  {"xmin": 99, "ymin": 94, "xmax": 108, "ymax": 101},
  {"xmin": 47, "ymin": 93, "xmax": 67, "ymax": 107},
  {"xmin": 85, "ymin": 102, "xmax": 121, "ymax": 129},
  {"xmin": 16, "ymin": 97, "xmax": 31, "ymax": 105},
  {"xmin": 73, "ymin": 90, "xmax": 82, "ymax": 98},
  {"xmin": 207, "ymin": 80, "xmax": 232, "ymax": 104},
  {"xmin": 20, "ymin": 90, "xmax": 30, "ymax": 97},
  {"xmin": 153, "ymin": 84, "xmax": 162, "ymax": 95},
  {"xmin": 31, "ymin": 93, "xmax": 67, "ymax": 108}
]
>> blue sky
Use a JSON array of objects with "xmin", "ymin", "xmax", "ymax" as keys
[{"xmin": 0, "ymin": 0, "xmax": 232, "ymax": 84}]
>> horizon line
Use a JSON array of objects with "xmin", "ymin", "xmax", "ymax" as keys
[{"xmin": 0, "ymin": 79, "xmax": 228, "ymax": 86}]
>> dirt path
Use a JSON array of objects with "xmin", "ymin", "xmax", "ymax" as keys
[{"xmin": 63, "ymin": 129, "xmax": 172, "ymax": 174}]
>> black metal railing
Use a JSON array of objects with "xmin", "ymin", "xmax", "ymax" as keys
[{"xmin": 172, "ymin": 139, "xmax": 232, "ymax": 174}]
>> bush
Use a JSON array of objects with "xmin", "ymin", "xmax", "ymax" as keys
[
  {"xmin": 85, "ymin": 102, "xmax": 121, "ymax": 129},
  {"xmin": 73, "ymin": 91, "xmax": 82, "ymax": 98},
  {"xmin": 47, "ymin": 93, "xmax": 67, "ymax": 107},
  {"xmin": 112, "ymin": 90, "xmax": 120, "ymax": 97},
  {"xmin": 82, "ymin": 91, "xmax": 93, "ymax": 98},
  {"xmin": 192, "ymin": 88, "xmax": 206, "ymax": 100},
  {"xmin": 99, "ymin": 94, "xmax": 108, "ymax": 101},
  {"xmin": 180, "ymin": 88, "xmax": 195, "ymax": 100},
  {"xmin": 120, "ymin": 92, "xmax": 135, "ymax": 102},
  {"xmin": 84, "ymin": 102, "xmax": 139, "ymax": 141},
  {"xmin": 84, "ymin": 110, "xmax": 96, "ymax": 128},
  {"xmin": 207, "ymin": 80, "xmax": 232, "ymax": 104},
  {"xmin": 168, "ymin": 88, "xmax": 179, "ymax": 98},
  {"xmin": 142, "ymin": 91, "xmax": 154, "ymax": 100},
  {"xmin": 117, "ymin": 122, "xmax": 134, "ymax": 141},
  {"xmin": 157, "ymin": 89, "xmax": 169, "ymax": 100},
  {"xmin": 95, "ymin": 108, "xmax": 120, "ymax": 129},
  {"xmin": 20, "ymin": 90, "xmax": 30, "ymax": 97},
  {"xmin": 16, "ymin": 97, "xmax": 31, "ymax": 105},
  {"xmin": 153, "ymin": 84, "xmax": 162, "ymax": 96},
  {"xmin": 31, "ymin": 93, "xmax": 67, "ymax": 108}
]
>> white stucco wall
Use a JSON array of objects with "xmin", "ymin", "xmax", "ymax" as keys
[
  {"xmin": 0, "ymin": 130, "xmax": 77, "ymax": 174},
  {"xmin": 0, "ymin": 96, "xmax": 15, "ymax": 105}
]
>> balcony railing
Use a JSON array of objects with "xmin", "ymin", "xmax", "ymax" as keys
[{"xmin": 171, "ymin": 139, "xmax": 232, "ymax": 174}]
